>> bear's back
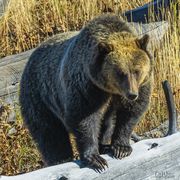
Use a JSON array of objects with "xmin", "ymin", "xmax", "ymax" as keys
[
  {"xmin": 20, "ymin": 31, "xmax": 78, "ymax": 119},
  {"xmin": 21, "ymin": 31, "xmax": 78, "ymax": 86}
]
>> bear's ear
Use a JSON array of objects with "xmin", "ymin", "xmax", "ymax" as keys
[
  {"xmin": 136, "ymin": 34, "xmax": 150, "ymax": 51},
  {"xmin": 98, "ymin": 42, "xmax": 114, "ymax": 54}
]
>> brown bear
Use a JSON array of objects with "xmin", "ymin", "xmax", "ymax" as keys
[{"xmin": 19, "ymin": 14, "xmax": 153, "ymax": 171}]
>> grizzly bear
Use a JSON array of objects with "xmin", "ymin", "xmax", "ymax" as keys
[{"xmin": 20, "ymin": 14, "xmax": 153, "ymax": 171}]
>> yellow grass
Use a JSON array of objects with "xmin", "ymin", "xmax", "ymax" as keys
[
  {"xmin": 136, "ymin": 2, "xmax": 180, "ymax": 133},
  {"xmin": 0, "ymin": 101, "xmax": 43, "ymax": 175},
  {"xmin": 0, "ymin": 0, "xmax": 150, "ymax": 58},
  {"xmin": 0, "ymin": 0, "xmax": 179, "ymax": 176}
]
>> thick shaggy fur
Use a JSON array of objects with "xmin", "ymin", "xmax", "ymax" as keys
[{"xmin": 20, "ymin": 14, "xmax": 153, "ymax": 170}]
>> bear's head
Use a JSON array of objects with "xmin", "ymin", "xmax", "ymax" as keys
[{"xmin": 88, "ymin": 32, "xmax": 152, "ymax": 101}]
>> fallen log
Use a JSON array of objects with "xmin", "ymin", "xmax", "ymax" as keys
[
  {"xmin": 1, "ymin": 132, "xmax": 180, "ymax": 180},
  {"xmin": 0, "ymin": 49, "xmax": 34, "ymax": 102}
]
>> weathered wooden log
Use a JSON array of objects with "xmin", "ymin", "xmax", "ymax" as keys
[
  {"xmin": 1, "ymin": 132, "xmax": 180, "ymax": 180},
  {"xmin": 0, "ymin": 22, "xmax": 169, "ymax": 102},
  {"xmin": 0, "ymin": 49, "xmax": 34, "ymax": 102}
]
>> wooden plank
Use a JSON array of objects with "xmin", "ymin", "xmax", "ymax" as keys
[
  {"xmin": 1, "ymin": 132, "xmax": 180, "ymax": 180},
  {"xmin": 0, "ymin": 22, "xmax": 169, "ymax": 102}
]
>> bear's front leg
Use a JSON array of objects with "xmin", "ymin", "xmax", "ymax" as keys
[
  {"xmin": 66, "ymin": 112, "xmax": 108, "ymax": 171},
  {"xmin": 111, "ymin": 111, "xmax": 139, "ymax": 159}
]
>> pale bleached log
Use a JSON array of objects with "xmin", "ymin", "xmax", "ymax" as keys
[{"xmin": 1, "ymin": 132, "xmax": 180, "ymax": 180}]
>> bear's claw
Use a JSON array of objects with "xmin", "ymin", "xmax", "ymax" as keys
[
  {"xmin": 99, "ymin": 144, "xmax": 111, "ymax": 154},
  {"xmin": 111, "ymin": 144, "xmax": 132, "ymax": 159},
  {"xmin": 82, "ymin": 154, "xmax": 108, "ymax": 172}
]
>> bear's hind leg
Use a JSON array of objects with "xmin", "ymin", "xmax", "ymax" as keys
[
  {"xmin": 22, "ymin": 101, "xmax": 73, "ymax": 166},
  {"xmin": 99, "ymin": 105, "xmax": 115, "ymax": 154}
]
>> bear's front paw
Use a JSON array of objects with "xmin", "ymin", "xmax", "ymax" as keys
[
  {"xmin": 111, "ymin": 144, "xmax": 132, "ymax": 159},
  {"xmin": 99, "ymin": 144, "xmax": 111, "ymax": 154},
  {"xmin": 82, "ymin": 153, "xmax": 108, "ymax": 172}
]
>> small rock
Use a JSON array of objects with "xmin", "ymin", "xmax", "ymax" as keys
[
  {"xmin": 148, "ymin": 143, "xmax": 158, "ymax": 150},
  {"xmin": 5, "ymin": 97, "xmax": 14, "ymax": 105},
  {"xmin": 7, "ymin": 127, "xmax": 17, "ymax": 136},
  {"xmin": 7, "ymin": 110, "xmax": 16, "ymax": 122}
]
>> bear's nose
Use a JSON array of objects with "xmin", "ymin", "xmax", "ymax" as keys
[{"xmin": 127, "ymin": 92, "xmax": 138, "ymax": 101}]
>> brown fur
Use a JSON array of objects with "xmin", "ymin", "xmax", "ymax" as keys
[{"xmin": 20, "ymin": 14, "xmax": 153, "ymax": 171}]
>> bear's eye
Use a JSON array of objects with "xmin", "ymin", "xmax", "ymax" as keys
[{"xmin": 116, "ymin": 69, "xmax": 126, "ymax": 79}]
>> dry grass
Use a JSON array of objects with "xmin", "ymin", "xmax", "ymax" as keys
[
  {"xmin": 0, "ymin": 0, "xmax": 179, "ymax": 176},
  {"xmin": 0, "ymin": 0, "xmax": 150, "ymax": 58},
  {"xmin": 136, "ymin": 3, "xmax": 180, "ymax": 133},
  {"xmin": 0, "ymin": 101, "xmax": 43, "ymax": 175}
]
